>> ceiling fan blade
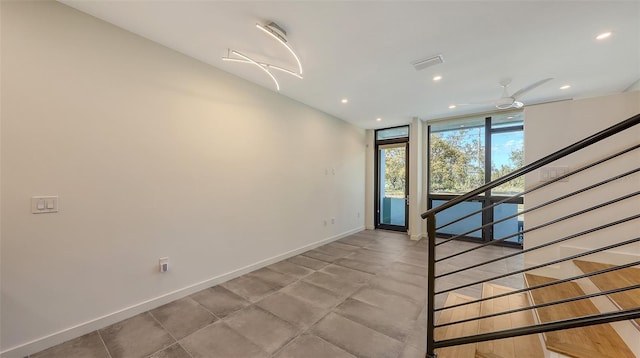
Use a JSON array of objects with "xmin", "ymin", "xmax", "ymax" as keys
[
  {"xmin": 457, "ymin": 98, "xmax": 501, "ymax": 106},
  {"xmin": 512, "ymin": 78, "xmax": 553, "ymax": 100}
]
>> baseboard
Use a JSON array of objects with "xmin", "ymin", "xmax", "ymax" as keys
[{"xmin": 1, "ymin": 226, "xmax": 364, "ymax": 357}]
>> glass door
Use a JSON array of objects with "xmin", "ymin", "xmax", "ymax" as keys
[{"xmin": 375, "ymin": 126, "xmax": 409, "ymax": 231}]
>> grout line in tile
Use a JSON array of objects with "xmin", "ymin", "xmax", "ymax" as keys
[
  {"xmin": 176, "ymin": 318, "xmax": 221, "ymax": 344},
  {"xmin": 180, "ymin": 293, "xmax": 224, "ymax": 322},
  {"xmin": 96, "ymin": 329, "xmax": 114, "ymax": 358},
  {"xmin": 267, "ymin": 256, "xmax": 385, "ymax": 357},
  {"xmin": 145, "ymin": 312, "xmax": 178, "ymax": 357},
  {"xmin": 221, "ymin": 307, "xmax": 298, "ymax": 357},
  {"xmin": 267, "ymin": 302, "xmax": 335, "ymax": 358},
  {"xmin": 144, "ymin": 342, "xmax": 190, "ymax": 358},
  {"xmin": 147, "ymin": 311, "xmax": 177, "ymax": 341},
  {"xmin": 177, "ymin": 342, "xmax": 195, "ymax": 358}
]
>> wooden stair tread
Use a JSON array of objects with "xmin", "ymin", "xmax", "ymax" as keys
[
  {"xmin": 525, "ymin": 273, "xmax": 635, "ymax": 358},
  {"xmin": 476, "ymin": 283, "xmax": 544, "ymax": 358},
  {"xmin": 435, "ymin": 292, "xmax": 481, "ymax": 358},
  {"xmin": 573, "ymin": 259, "xmax": 640, "ymax": 327},
  {"xmin": 475, "ymin": 352, "xmax": 504, "ymax": 358}
]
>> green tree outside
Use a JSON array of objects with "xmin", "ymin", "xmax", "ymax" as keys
[
  {"xmin": 430, "ymin": 129, "xmax": 485, "ymax": 194},
  {"xmin": 384, "ymin": 147, "xmax": 406, "ymax": 198},
  {"xmin": 430, "ymin": 129, "xmax": 524, "ymax": 195}
]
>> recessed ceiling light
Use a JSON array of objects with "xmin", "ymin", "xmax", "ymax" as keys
[
  {"xmin": 560, "ymin": 85, "xmax": 571, "ymax": 90},
  {"xmin": 433, "ymin": 75, "xmax": 442, "ymax": 81},
  {"xmin": 448, "ymin": 105, "xmax": 456, "ymax": 109},
  {"xmin": 376, "ymin": 118, "xmax": 382, "ymax": 122},
  {"xmin": 341, "ymin": 98, "xmax": 348, "ymax": 104},
  {"xmin": 596, "ymin": 32, "xmax": 612, "ymax": 40},
  {"xmin": 507, "ymin": 116, "xmax": 514, "ymax": 119}
]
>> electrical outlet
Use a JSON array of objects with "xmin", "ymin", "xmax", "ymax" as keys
[
  {"xmin": 331, "ymin": 218, "xmax": 335, "ymax": 224},
  {"xmin": 159, "ymin": 257, "xmax": 169, "ymax": 273}
]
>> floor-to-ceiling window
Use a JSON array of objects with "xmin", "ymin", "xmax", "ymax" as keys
[
  {"xmin": 427, "ymin": 112, "xmax": 524, "ymax": 246},
  {"xmin": 375, "ymin": 126, "xmax": 409, "ymax": 232}
]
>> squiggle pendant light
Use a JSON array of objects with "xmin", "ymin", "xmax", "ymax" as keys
[{"xmin": 222, "ymin": 22, "xmax": 303, "ymax": 91}]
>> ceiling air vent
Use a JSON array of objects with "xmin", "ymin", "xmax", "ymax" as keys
[{"xmin": 412, "ymin": 54, "xmax": 444, "ymax": 71}]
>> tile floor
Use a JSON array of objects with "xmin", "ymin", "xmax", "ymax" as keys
[{"xmin": 29, "ymin": 230, "xmax": 523, "ymax": 358}]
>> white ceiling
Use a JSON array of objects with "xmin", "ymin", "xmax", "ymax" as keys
[{"xmin": 61, "ymin": 1, "xmax": 640, "ymax": 129}]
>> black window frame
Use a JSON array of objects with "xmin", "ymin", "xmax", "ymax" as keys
[
  {"xmin": 427, "ymin": 116, "xmax": 524, "ymax": 247},
  {"xmin": 374, "ymin": 125, "xmax": 410, "ymax": 232}
]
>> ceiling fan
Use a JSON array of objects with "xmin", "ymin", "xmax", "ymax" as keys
[{"xmin": 460, "ymin": 78, "xmax": 553, "ymax": 109}]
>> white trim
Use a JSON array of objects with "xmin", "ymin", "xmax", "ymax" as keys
[{"xmin": 1, "ymin": 227, "xmax": 364, "ymax": 357}]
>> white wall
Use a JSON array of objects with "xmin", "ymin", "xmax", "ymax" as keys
[
  {"xmin": 0, "ymin": 1, "xmax": 365, "ymax": 355},
  {"xmin": 408, "ymin": 117, "xmax": 425, "ymax": 240},
  {"xmin": 523, "ymin": 91, "xmax": 640, "ymax": 268},
  {"xmin": 365, "ymin": 130, "xmax": 375, "ymax": 230}
]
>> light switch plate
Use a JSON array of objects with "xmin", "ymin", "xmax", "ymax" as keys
[
  {"xmin": 540, "ymin": 166, "xmax": 569, "ymax": 182},
  {"xmin": 31, "ymin": 196, "xmax": 59, "ymax": 214}
]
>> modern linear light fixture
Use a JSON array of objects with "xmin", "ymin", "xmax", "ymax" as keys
[{"xmin": 222, "ymin": 22, "xmax": 303, "ymax": 91}]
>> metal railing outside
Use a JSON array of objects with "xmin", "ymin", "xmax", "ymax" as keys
[{"xmin": 421, "ymin": 113, "xmax": 640, "ymax": 357}]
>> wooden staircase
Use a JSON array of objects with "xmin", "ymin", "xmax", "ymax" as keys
[
  {"xmin": 525, "ymin": 272, "xmax": 635, "ymax": 358},
  {"xmin": 475, "ymin": 284, "xmax": 544, "ymax": 358},
  {"xmin": 435, "ymin": 259, "xmax": 638, "ymax": 358},
  {"xmin": 434, "ymin": 283, "xmax": 544, "ymax": 358},
  {"xmin": 434, "ymin": 292, "xmax": 480, "ymax": 357},
  {"xmin": 573, "ymin": 259, "xmax": 640, "ymax": 329}
]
